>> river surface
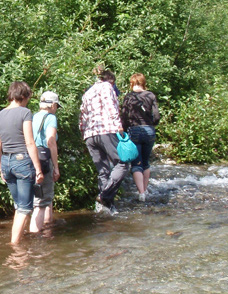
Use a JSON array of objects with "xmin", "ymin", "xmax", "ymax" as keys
[{"xmin": 0, "ymin": 162, "xmax": 228, "ymax": 294}]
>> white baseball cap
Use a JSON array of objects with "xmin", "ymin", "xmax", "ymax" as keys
[{"xmin": 40, "ymin": 91, "xmax": 62, "ymax": 108}]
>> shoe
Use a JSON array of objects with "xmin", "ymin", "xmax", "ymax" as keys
[
  {"xmin": 94, "ymin": 201, "xmax": 117, "ymax": 215},
  {"xmin": 145, "ymin": 190, "xmax": 149, "ymax": 197},
  {"xmin": 94, "ymin": 201, "xmax": 104, "ymax": 213},
  {"xmin": 95, "ymin": 195, "xmax": 104, "ymax": 213},
  {"xmin": 96, "ymin": 194, "xmax": 102, "ymax": 204},
  {"xmin": 96, "ymin": 194, "xmax": 114, "ymax": 212},
  {"xmin": 139, "ymin": 193, "xmax": 146, "ymax": 202},
  {"xmin": 110, "ymin": 204, "xmax": 119, "ymax": 215},
  {"xmin": 96, "ymin": 194, "xmax": 110, "ymax": 208}
]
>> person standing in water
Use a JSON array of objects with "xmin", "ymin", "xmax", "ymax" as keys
[
  {"xmin": 121, "ymin": 73, "xmax": 160, "ymax": 201},
  {"xmin": 30, "ymin": 91, "xmax": 61, "ymax": 233},
  {"xmin": 79, "ymin": 70, "xmax": 128, "ymax": 214},
  {"xmin": 0, "ymin": 81, "xmax": 43, "ymax": 244}
]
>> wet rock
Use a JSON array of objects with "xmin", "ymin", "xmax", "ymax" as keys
[
  {"xmin": 161, "ymin": 159, "xmax": 177, "ymax": 165},
  {"xmin": 166, "ymin": 230, "xmax": 183, "ymax": 238}
]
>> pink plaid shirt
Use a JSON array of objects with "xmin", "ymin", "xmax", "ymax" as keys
[{"xmin": 79, "ymin": 80, "xmax": 123, "ymax": 140}]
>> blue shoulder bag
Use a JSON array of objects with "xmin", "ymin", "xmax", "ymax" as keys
[{"xmin": 116, "ymin": 132, "xmax": 139, "ymax": 162}]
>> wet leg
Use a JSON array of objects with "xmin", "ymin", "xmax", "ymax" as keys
[
  {"xmin": 133, "ymin": 171, "xmax": 144, "ymax": 194},
  {"xmin": 11, "ymin": 211, "xmax": 28, "ymax": 244},
  {"xmin": 143, "ymin": 168, "xmax": 150, "ymax": 191},
  {"xmin": 44, "ymin": 203, "xmax": 53, "ymax": 224},
  {"xmin": 30, "ymin": 207, "xmax": 45, "ymax": 232}
]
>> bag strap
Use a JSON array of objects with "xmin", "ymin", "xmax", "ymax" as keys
[
  {"xmin": 131, "ymin": 93, "xmax": 151, "ymax": 116},
  {"xmin": 116, "ymin": 132, "xmax": 129, "ymax": 142},
  {"xmin": 131, "ymin": 92, "xmax": 160, "ymax": 125},
  {"xmin": 34, "ymin": 113, "xmax": 49, "ymax": 143}
]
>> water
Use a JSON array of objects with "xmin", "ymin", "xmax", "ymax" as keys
[{"xmin": 1, "ymin": 163, "xmax": 228, "ymax": 294}]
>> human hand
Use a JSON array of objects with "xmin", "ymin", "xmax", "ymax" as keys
[
  {"xmin": 53, "ymin": 168, "xmax": 60, "ymax": 182},
  {"xmin": 36, "ymin": 171, "xmax": 44, "ymax": 184},
  {"xmin": 0, "ymin": 170, "xmax": 6, "ymax": 183},
  {"xmin": 118, "ymin": 128, "xmax": 125, "ymax": 138}
]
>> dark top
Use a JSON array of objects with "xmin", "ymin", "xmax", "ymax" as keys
[
  {"xmin": 121, "ymin": 90, "xmax": 160, "ymax": 132},
  {"xmin": 0, "ymin": 107, "xmax": 32, "ymax": 153}
]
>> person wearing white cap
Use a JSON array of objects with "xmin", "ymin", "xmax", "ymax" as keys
[{"xmin": 30, "ymin": 91, "xmax": 61, "ymax": 232}]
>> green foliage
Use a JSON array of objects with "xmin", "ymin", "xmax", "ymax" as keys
[
  {"xmin": 159, "ymin": 84, "xmax": 228, "ymax": 163},
  {"xmin": 0, "ymin": 0, "xmax": 227, "ymax": 214},
  {"xmin": 53, "ymin": 149, "xmax": 98, "ymax": 211},
  {"xmin": 0, "ymin": 179, "xmax": 14, "ymax": 216}
]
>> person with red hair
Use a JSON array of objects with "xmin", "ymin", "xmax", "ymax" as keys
[{"xmin": 121, "ymin": 73, "xmax": 160, "ymax": 201}]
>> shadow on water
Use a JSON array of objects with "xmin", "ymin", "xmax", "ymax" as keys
[{"xmin": 1, "ymin": 163, "xmax": 228, "ymax": 293}]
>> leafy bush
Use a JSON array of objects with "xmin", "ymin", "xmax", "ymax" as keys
[
  {"xmin": 53, "ymin": 149, "xmax": 98, "ymax": 211},
  {"xmin": 0, "ymin": 179, "xmax": 14, "ymax": 216},
  {"xmin": 0, "ymin": 0, "xmax": 227, "ymax": 215},
  {"xmin": 159, "ymin": 85, "xmax": 228, "ymax": 163}
]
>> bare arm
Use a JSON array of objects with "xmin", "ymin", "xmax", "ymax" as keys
[
  {"xmin": 23, "ymin": 121, "xmax": 44, "ymax": 184},
  {"xmin": 0, "ymin": 139, "xmax": 2, "ymax": 171},
  {"xmin": 46, "ymin": 126, "xmax": 60, "ymax": 182},
  {"xmin": 0, "ymin": 139, "xmax": 5, "ymax": 182}
]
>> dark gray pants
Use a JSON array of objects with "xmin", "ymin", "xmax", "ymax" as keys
[{"xmin": 86, "ymin": 133, "xmax": 129, "ymax": 206}]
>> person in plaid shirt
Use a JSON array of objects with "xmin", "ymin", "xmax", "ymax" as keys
[{"xmin": 79, "ymin": 70, "xmax": 128, "ymax": 214}]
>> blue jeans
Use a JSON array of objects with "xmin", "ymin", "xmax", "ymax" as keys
[
  {"xmin": 128, "ymin": 126, "xmax": 156, "ymax": 173},
  {"xmin": 1, "ymin": 153, "xmax": 36, "ymax": 214}
]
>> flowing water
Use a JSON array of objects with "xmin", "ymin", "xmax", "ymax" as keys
[{"xmin": 0, "ymin": 162, "xmax": 228, "ymax": 294}]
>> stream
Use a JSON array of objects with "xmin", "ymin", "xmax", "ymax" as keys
[{"xmin": 0, "ymin": 162, "xmax": 228, "ymax": 293}]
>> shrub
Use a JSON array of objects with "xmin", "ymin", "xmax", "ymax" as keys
[{"xmin": 159, "ymin": 87, "xmax": 228, "ymax": 163}]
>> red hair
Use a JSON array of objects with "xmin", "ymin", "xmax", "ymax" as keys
[{"xmin": 130, "ymin": 73, "xmax": 146, "ymax": 90}]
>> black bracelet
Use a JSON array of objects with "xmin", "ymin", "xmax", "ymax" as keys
[{"xmin": 36, "ymin": 172, "xmax": 42, "ymax": 177}]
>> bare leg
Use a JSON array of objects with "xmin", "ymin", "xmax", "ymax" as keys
[
  {"xmin": 30, "ymin": 207, "xmax": 45, "ymax": 233},
  {"xmin": 143, "ymin": 168, "xmax": 150, "ymax": 191},
  {"xmin": 133, "ymin": 171, "xmax": 145, "ymax": 194},
  {"xmin": 44, "ymin": 203, "xmax": 53, "ymax": 224},
  {"xmin": 11, "ymin": 211, "xmax": 28, "ymax": 244}
]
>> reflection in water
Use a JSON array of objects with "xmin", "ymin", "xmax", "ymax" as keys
[
  {"xmin": 3, "ymin": 244, "xmax": 30, "ymax": 270},
  {"xmin": 0, "ymin": 163, "xmax": 228, "ymax": 293},
  {"xmin": 2, "ymin": 227, "xmax": 55, "ymax": 271},
  {"xmin": 1, "ymin": 218, "xmax": 60, "ymax": 271}
]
